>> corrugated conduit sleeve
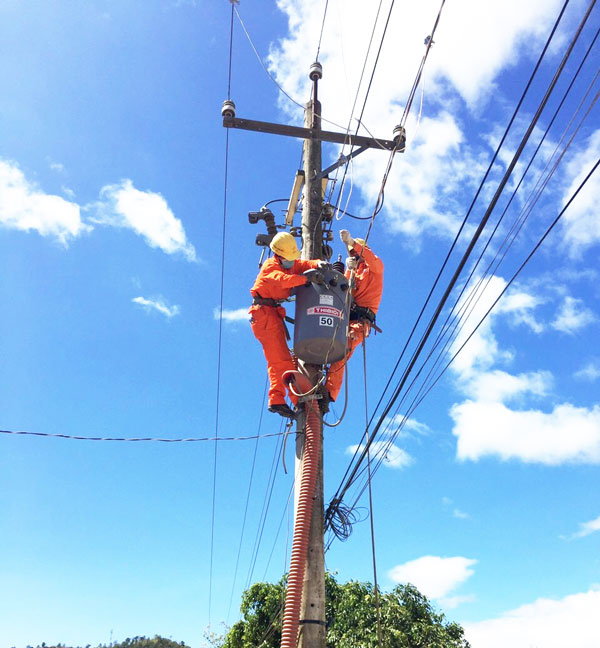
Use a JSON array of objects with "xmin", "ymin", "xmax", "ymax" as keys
[{"xmin": 280, "ymin": 370, "xmax": 321, "ymax": 648}]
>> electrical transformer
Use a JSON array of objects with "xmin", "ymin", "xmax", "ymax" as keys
[{"xmin": 293, "ymin": 267, "xmax": 350, "ymax": 364}]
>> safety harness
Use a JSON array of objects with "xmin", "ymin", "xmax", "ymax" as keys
[
  {"xmin": 252, "ymin": 295, "xmax": 283, "ymax": 308},
  {"xmin": 350, "ymin": 304, "xmax": 382, "ymax": 333},
  {"xmin": 252, "ymin": 294, "xmax": 295, "ymax": 340}
]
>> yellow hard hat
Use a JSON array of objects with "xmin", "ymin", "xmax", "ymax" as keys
[
  {"xmin": 270, "ymin": 232, "xmax": 301, "ymax": 260},
  {"xmin": 349, "ymin": 237, "xmax": 369, "ymax": 252}
]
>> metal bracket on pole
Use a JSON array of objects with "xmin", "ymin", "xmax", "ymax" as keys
[{"xmin": 318, "ymin": 145, "xmax": 369, "ymax": 179}]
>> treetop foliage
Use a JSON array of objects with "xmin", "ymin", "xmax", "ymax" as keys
[
  {"xmin": 222, "ymin": 572, "xmax": 470, "ymax": 648},
  {"xmin": 24, "ymin": 636, "xmax": 190, "ymax": 648}
]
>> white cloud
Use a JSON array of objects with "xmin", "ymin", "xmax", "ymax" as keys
[
  {"xmin": 271, "ymin": 0, "xmax": 561, "ymax": 113},
  {"xmin": 449, "ymin": 276, "xmax": 508, "ymax": 377},
  {"xmin": 452, "ymin": 401, "xmax": 600, "ymax": 465},
  {"xmin": 463, "ymin": 588, "xmax": 600, "ymax": 648},
  {"xmin": 568, "ymin": 514, "xmax": 600, "ymax": 540},
  {"xmin": 497, "ymin": 290, "xmax": 545, "ymax": 333},
  {"xmin": 461, "ymin": 369, "xmax": 552, "ymax": 403},
  {"xmin": 402, "ymin": 417, "xmax": 431, "ymax": 435},
  {"xmin": 48, "ymin": 160, "xmax": 65, "ymax": 173},
  {"xmin": 95, "ymin": 179, "xmax": 196, "ymax": 261},
  {"xmin": 574, "ymin": 361, "xmax": 600, "ymax": 382},
  {"xmin": 439, "ymin": 594, "xmax": 475, "ymax": 609},
  {"xmin": 269, "ymin": 0, "xmax": 564, "ymax": 241},
  {"xmin": 381, "ymin": 414, "xmax": 431, "ymax": 438},
  {"xmin": 561, "ymin": 130, "xmax": 600, "ymax": 255},
  {"xmin": 388, "ymin": 555, "xmax": 476, "ymax": 599},
  {"xmin": 442, "ymin": 497, "xmax": 470, "ymax": 520},
  {"xmin": 347, "ymin": 441, "xmax": 413, "ymax": 469},
  {"xmin": 213, "ymin": 307, "xmax": 250, "ymax": 323},
  {"xmin": 0, "ymin": 159, "xmax": 90, "ymax": 245},
  {"xmin": 366, "ymin": 112, "xmax": 478, "ymax": 240},
  {"xmin": 447, "ymin": 275, "xmax": 600, "ymax": 466},
  {"xmin": 450, "ymin": 276, "xmax": 542, "ymax": 377},
  {"xmin": 132, "ymin": 296, "xmax": 180, "ymax": 319},
  {"xmin": 551, "ymin": 296, "xmax": 596, "ymax": 334}
]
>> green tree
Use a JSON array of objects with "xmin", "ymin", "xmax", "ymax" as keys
[
  {"xmin": 105, "ymin": 637, "xmax": 190, "ymax": 648},
  {"xmin": 32, "ymin": 636, "xmax": 190, "ymax": 648},
  {"xmin": 223, "ymin": 573, "xmax": 470, "ymax": 648}
]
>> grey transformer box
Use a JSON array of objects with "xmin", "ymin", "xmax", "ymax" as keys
[{"xmin": 293, "ymin": 267, "xmax": 350, "ymax": 365}]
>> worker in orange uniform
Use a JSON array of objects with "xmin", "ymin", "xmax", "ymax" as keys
[
  {"xmin": 250, "ymin": 232, "xmax": 324, "ymax": 419},
  {"xmin": 324, "ymin": 229, "xmax": 384, "ymax": 405}
]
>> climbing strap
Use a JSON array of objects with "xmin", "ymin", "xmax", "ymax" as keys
[
  {"xmin": 350, "ymin": 304, "xmax": 382, "ymax": 333},
  {"xmin": 252, "ymin": 294, "xmax": 295, "ymax": 339},
  {"xmin": 252, "ymin": 295, "xmax": 283, "ymax": 308}
]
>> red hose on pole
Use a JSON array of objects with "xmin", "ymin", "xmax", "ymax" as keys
[{"xmin": 280, "ymin": 370, "xmax": 321, "ymax": 648}]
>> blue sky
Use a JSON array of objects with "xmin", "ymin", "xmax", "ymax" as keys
[{"xmin": 1, "ymin": 1, "xmax": 599, "ymax": 647}]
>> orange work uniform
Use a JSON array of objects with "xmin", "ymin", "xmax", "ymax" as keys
[
  {"xmin": 325, "ymin": 242, "xmax": 383, "ymax": 402},
  {"xmin": 250, "ymin": 256, "xmax": 320, "ymax": 407}
]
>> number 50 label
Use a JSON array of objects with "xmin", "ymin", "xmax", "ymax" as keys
[{"xmin": 319, "ymin": 316, "xmax": 334, "ymax": 327}]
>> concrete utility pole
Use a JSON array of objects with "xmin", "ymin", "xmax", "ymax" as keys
[
  {"xmin": 222, "ymin": 61, "xmax": 403, "ymax": 648},
  {"xmin": 296, "ymin": 61, "xmax": 326, "ymax": 648}
]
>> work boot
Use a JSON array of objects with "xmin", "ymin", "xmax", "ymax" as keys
[{"xmin": 268, "ymin": 403, "xmax": 296, "ymax": 419}]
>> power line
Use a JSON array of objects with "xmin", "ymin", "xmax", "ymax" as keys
[
  {"xmin": 331, "ymin": 0, "xmax": 573, "ymax": 494},
  {"xmin": 412, "ymin": 39, "xmax": 600, "ymax": 421},
  {"xmin": 362, "ymin": 336, "xmax": 383, "ymax": 648},
  {"xmin": 244, "ymin": 418, "xmax": 287, "ymax": 591},
  {"xmin": 399, "ymin": 0, "xmax": 446, "ymax": 128},
  {"xmin": 234, "ymin": 5, "xmax": 304, "ymax": 110},
  {"xmin": 357, "ymin": 0, "xmax": 446, "ymax": 246},
  {"xmin": 227, "ymin": 378, "xmax": 269, "ymax": 623},
  {"xmin": 233, "ymin": 3, "xmax": 355, "ymax": 136},
  {"xmin": 262, "ymin": 480, "xmax": 295, "ymax": 581},
  {"xmin": 315, "ymin": 0, "xmax": 329, "ymax": 63},
  {"xmin": 333, "ymin": 0, "xmax": 446, "ymax": 230},
  {"xmin": 389, "ymin": 26, "xmax": 600, "ymax": 452},
  {"xmin": 341, "ymin": 152, "xmax": 600, "ymax": 534},
  {"xmin": 0, "ymin": 429, "xmax": 285, "ymax": 442},
  {"xmin": 209, "ymin": 2, "xmax": 237, "ymax": 624},
  {"xmin": 349, "ymin": 0, "xmax": 573, "ymax": 447},
  {"xmin": 362, "ymin": 151, "xmax": 600, "ymax": 496},
  {"xmin": 326, "ymin": 0, "xmax": 597, "ymax": 533},
  {"xmin": 330, "ymin": 0, "xmax": 387, "ymax": 218}
]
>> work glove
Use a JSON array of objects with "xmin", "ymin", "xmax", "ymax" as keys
[
  {"xmin": 346, "ymin": 256, "xmax": 357, "ymax": 270},
  {"xmin": 340, "ymin": 229, "xmax": 354, "ymax": 249},
  {"xmin": 317, "ymin": 260, "xmax": 329, "ymax": 270},
  {"xmin": 304, "ymin": 269, "xmax": 324, "ymax": 285}
]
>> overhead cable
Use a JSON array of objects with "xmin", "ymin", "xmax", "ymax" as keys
[
  {"xmin": 0, "ymin": 429, "xmax": 285, "ymax": 443},
  {"xmin": 362, "ymin": 336, "xmax": 383, "ymax": 648},
  {"xmin": 315, "ymin": 0, "xmax": 329, "ymax": 63},
  {"xmin": 227, "ymin": 378, "xmax": 269, "ymax": 623},
  {"xmin": 326, "ymin": 0, "xmax": 597, "ymax": 532},
  {"xmin": 234, "ymin": 5, "xmax": 305, "ymax": 110},
  {"xmin": 233, "ymin": 5, "xmax": 349, "ymax": 133},
  {"xmin": 399, "ymin": 0, "xmax": 446, "ymax": 127},
  {"xmin": 331, "ymin": 0, "xmax": 389, "ymax": 218},
  {"xmin": 210, "ymin": 2, "xmax": 237, "ymax": 624},
  {"xmin": 361, "ymin": 153, "xmax": 600, "ymax": 499},
  {"xmin": 340, "ymin": 152, "xmax": 600, "ymax": 537},
  {"xmin": 333, "ymin": 0, "xmax": 573, "ymax": 492},
  {"xmin": 244, "ymin": 418, "xmax": 287, "ymax": 591}
]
